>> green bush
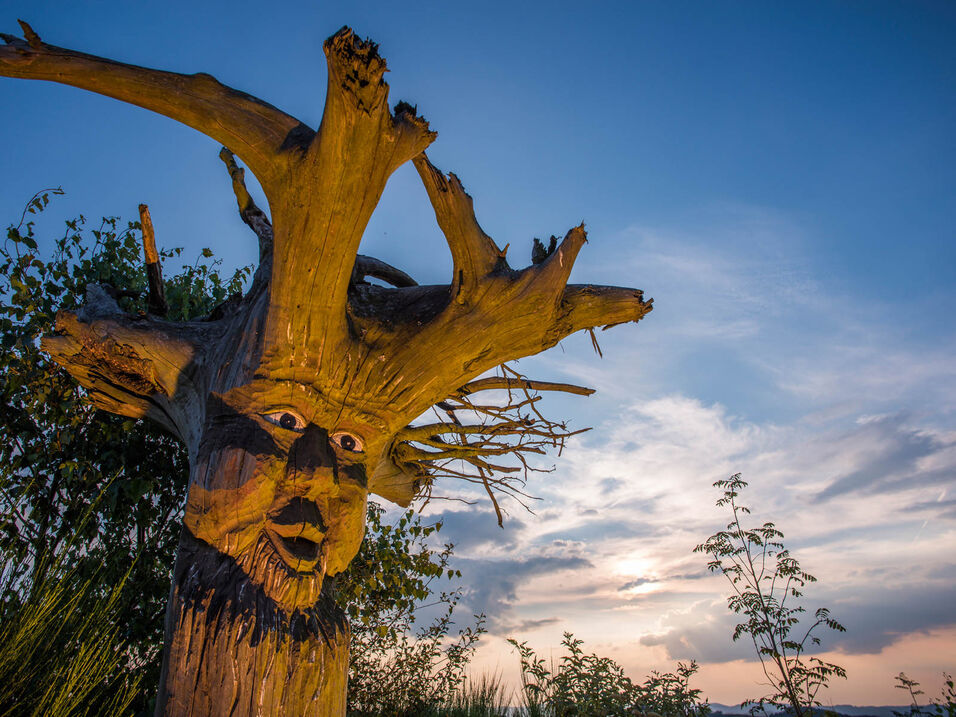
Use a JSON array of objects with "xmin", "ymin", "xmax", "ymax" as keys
[
  {"xmin": 894, "ymin": 673, "xmax": 956, "ymax": 717},
  {"xmin": 510, "ymin": 632, "xmax": 710, "ymax": 717},
  {"xmin": 0, "ymin": 191, "xmax": 235, "ymax": 713},
  {"xmin": 342, "ymin": 504, "xmax": 486, "ymax": 716}
]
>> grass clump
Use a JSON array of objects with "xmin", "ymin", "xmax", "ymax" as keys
[{"xmin": 0, "ymin": 554, "xmax": 140, "ymax": 716}]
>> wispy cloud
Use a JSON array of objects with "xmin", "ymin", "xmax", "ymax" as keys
[
  {"xmin": 430, "ymin": 202, "xmax": 956, "ymax": 703},
  {"xmin": 814, "ymin": 415, "xmax": 955, "ymax": 501},
  {"xmin": 455, "ymin": 554, "xmax": 594, "ymax": 633},
  {"xmin": 428, "ymin": 508, "xmax": 527, "ymax": 552}
]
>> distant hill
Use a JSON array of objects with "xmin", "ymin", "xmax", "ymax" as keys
[{"xmin": 709, "ymin": 703, "xmax": 911, "ymax": 717}]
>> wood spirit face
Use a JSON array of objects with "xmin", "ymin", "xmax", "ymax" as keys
[{"xmin": 184, "ymin": 380, "xmax": 372, "ymax": 612}]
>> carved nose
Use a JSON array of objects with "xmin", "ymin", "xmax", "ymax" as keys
[
  {"xmin": 271, "ymin": 498, "xmax": 327, "ymax": 532},
  {"xmin": 287, "ymin": 424, "xmax": 335, "ymax": 475}
]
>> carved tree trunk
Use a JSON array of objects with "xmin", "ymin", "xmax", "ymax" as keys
[
  {"xmin": 1, "ymin": 22, "xmax": 652, "ymax": 716},
  {"xmin": 156, "ymin": 535, "xmax": 350, "ymax": 715}
]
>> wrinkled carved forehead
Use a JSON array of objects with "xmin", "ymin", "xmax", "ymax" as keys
[
  {"xmin": 218, "ymin": 378, "xmax": 394, "ymax": 442},
  {"xmin": 251, "ymin": 342, "xmax": 423, "ymax": 431}
]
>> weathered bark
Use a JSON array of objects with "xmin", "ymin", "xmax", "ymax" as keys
[{"xmin": 2, "ymin": 21, "xmax": 653, "ymax": 715}]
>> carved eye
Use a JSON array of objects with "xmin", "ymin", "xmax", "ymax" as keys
[
  {"xmin": 331, "ymin": 432, "xmax": 364, "ymax": 453},
  {"xmin": 263, "ymin": 410, "xmax": 306, "ymax": 432}
]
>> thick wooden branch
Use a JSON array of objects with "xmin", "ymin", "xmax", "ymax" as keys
[
  {"xmin": 220, "ymin": 147, "xmax": 418, "ymax": 298},
  {"xmin": 559, "ymin": 283, "xmax": 653, "ymax": 333},
  {"xmin": 456, "ymin": 377, "xmax": 594, "ymax": 397},
  {"xmin": 0, "ymin": 21, "xmax": 306, "ymax": 198},
  {"xmin": 362, "ymin": 184, "xmax": 652, "ymax": 422},
  {"xmin": 351, "ymin": 256, "xmax": 418, "ymax": 288},
  {"xmin": 40, "ymin": 284, "xmax": 213, "ymax": 451},
  {"xmin": 266, "ymin": 29, "xmax": 436, "ymax": 356},
  {"xmin": 412, "ymin": 153, "xmax": 505, "ymax": 301}
]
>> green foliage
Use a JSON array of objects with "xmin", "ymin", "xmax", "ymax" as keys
[
  {"xmin": 639, "ymin": 662, "xmax": 712, "ymax": 717},
  {"xmin": 509, "ymin": 632, "xmax": 710, "ymax": 717},
  {"xmin": 0, "ymin": 191, "xmax": 249, "ymax": 713},
  {"xmin": 340, "ymin": 503, "xmax": 486, "ymax": 716},
  {"xmin": 694, "ymin": 474, "xmax": 846, "ymax": 717},
  {"xmin": 894, "ymin": 673, "xmax": 956, "ymax": 717},
  {"xmin": 896, "ymin": 673, "xmax": 929, "ymax": 717},
  {"xmin": 937, "ymin": 676, "xmax": 956, "ymax": 717},
  {"xmin": 510, "ymin": 632, "xmax": 637, "ymax": 716}
]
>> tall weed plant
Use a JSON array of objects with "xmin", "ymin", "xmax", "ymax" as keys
[{"xmin": 695, "ymin": 474, "xmax": 846, "ymax": 717}]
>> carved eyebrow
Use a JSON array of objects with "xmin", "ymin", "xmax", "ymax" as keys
[
  {"xmin": 245, "ymin": 379, "xmax": 327, "ymax": 407},
  {"xmin": 246, "ymin": 379, "xmax": 392, "ymax": 431},
  {"xmin": 338, "ymin": 462, "xmax": 368, "ymax": 490}
]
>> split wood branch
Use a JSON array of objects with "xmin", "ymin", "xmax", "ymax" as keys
[
  {"xmin": 0, "ymin": 24, "xmax": 437, "ymax": 359},
  {"xmin": 40, "ymin": 284, "xmax": 212, "ymax": 447},
  {"xmin": 267, "ymin": 30, "xmax": 436, "ymax": 353},
  {"xmin": 559, "ymin": 284, "xmax": 653, "ymax": 333},
  {"xmin": 219, "ymin": 146, "xmax": 418, "ymax": 293},
  {"xmin": 412, "ymin": 152, "xmax": 505, "ymax": 301},
  {"xmin": 370, "ymin": 157, "xmax": 651, "ymax": 423}
]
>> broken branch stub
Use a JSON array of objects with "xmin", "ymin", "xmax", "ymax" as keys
[
  {"xmin": 138, "ymin": 204, "xmax": 168, "ymax": 317},
  {"xmin": 2, "ymin": 21, "xmax": 652, "ymax": 715}
]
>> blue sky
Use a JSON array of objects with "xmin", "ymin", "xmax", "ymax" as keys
[{"xmin": 2, "ymin": 0, "xmax": 954, "ymax": 704}]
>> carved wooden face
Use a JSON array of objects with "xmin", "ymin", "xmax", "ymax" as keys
[{"xmin": 183, "ymin": 379, "xmax": 376, "ymax": 612}]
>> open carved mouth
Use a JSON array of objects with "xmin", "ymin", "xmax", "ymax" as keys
[
  {"xmin": 275, "ymin": 535, "xmax": 321, "ymax": 561},
  {"xmin": 266, "ymin": 498, "xmax": 327, "ymax": 569}
]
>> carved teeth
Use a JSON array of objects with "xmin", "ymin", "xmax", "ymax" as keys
[{"xmin": 319, "ymin": 540, "xmax": 329, "ymax": 577}]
